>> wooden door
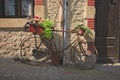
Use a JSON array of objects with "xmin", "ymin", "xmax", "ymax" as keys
[{"xmin": 95, "ymin": 0, "xmax": 119, "ymax": 63}]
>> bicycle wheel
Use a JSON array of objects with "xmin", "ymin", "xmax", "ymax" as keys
[
  {"xmin": 19, "ymin": 36, "xmax": 51, "ymax": 64},
  {"xmin": 70, "ymin": 42, "xmax": 97, "ymax": 69}
]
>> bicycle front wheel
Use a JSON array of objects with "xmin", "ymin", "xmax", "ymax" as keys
[
  {"xmin": 19, "ymin": 36, "xmax": 50, "ymax": 64},
  {"xmin": 70, "ymin": 42, "xmax": 97, "ymax": 69}
]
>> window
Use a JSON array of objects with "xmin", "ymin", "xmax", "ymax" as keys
[{"xmin": 0, "ymin": 0, "xmax": 34, "ymax": 18}]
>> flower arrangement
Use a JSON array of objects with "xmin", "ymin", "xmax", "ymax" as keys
[
  {"xmin": 25, "ymin": 16, "xmax": 54, "ymax": 39},
  {"xmin": 75, "ymin": 24, "xmax": 92, "ymax": 35}
]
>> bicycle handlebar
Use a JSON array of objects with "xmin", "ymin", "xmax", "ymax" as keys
[
  {"xmin": 52, "ymin": 29, "xmax": 84, "ymax": 36},
  {"xmin": 52, "ymin": 29, "xmax": 75, "ymax": 33}
]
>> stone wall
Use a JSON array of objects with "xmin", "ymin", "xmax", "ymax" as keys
[{"xmin": 0, "ymin": 31, "xmax": 33, "ymax": 58}]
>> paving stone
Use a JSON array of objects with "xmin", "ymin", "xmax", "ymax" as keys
[{"xmin": 0, "ymin": 59, "xmax": 120, "ymax": 80}]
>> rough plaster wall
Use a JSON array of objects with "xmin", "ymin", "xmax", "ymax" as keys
[
  {"xmin": 66, "ymin": 0, "xmax": 87, "ymax": 64},
  {"xmin": 67, "ymin": 0, "xmax": 87, "ymax": 27},
  {"xmin": 44, "ymin": 0, "xmax": 87, "ymax": 30},
  {"xmin": 44, "ymin": 0, "xmax": 62, "ymax": 28},
  {"xmin": 0, "ymin": 31, "xmax": 33, "ymax": 58}
]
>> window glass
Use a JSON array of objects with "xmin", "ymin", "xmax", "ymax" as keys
[
  {"xmin": 0, "ymin": 0, "xmax": 33, "ymax": 18},
  {"xmin": 0, "ymin": 1, "xmax": 3, "ymax": 16},
  {"xmin": 21, "ymin": 0, "xmax": 32, "ymax": 16},
  {"xmin": 4, "ymin": 0, "xmax": 15, "ymax": 16}
]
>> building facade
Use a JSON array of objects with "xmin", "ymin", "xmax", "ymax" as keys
[{"xmin": 0, "ymin": 0, "xmax": 97, "ymax": 64}]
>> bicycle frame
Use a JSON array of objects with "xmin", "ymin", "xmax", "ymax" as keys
[{"xmin": 30, "ymin": 29, "xmax": 87, "ymax": 56}]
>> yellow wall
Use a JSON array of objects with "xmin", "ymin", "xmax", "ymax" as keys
[
  {"xmin": 86, "ymin": 6, "xmax": 95, "ymax": 18},
  {"xmin": 34, "ymin": 5, "xmax": 44, "ymax": 19}
]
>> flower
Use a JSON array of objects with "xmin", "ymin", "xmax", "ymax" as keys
[
  {"xmin": 35, "ymin": 16, "xmax": 39, "ymax": 19},
  {"xmin": 26, "ymin": 16, "xmax": 54, "ymax": 39},
  {"xmin": 76, "ymin": 24, "xmax": 92, "ymax": 35}
]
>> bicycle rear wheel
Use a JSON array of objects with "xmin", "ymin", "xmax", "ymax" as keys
[
  {"xmin": 70, "ymin": 42, "xmax": 98, "ymax": 69},
  {"xmin": 19, "ymin": 36, "xmax": 51, "ymax": 64}
]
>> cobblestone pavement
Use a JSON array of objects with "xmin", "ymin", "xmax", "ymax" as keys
[{"xmin": 0, "ymin": 57, "xmax": 120, "ymax": 80}]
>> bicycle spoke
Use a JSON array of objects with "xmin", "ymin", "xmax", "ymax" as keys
[
  {"xmin": 71, "ymin": 41, "xmax": 98, "ymax": 69},
  {"xmin": 19, "ymin": 36, "xmax": 50, "ymax": 64}
]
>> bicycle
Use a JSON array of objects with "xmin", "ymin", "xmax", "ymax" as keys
[
  {"xmin": 53, "ymin": 29, "xmax": 98, "ymax": 68},
  {"xmin": 16, "ymin": 18, "xmax": 98, "ymax": 69}
]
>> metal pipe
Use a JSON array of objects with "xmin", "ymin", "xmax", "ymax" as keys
[{"xmin": 63, "ymin": 0, "xmax": 67, "ymax": 65}]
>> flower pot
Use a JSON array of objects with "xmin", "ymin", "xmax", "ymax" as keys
[
  {"xmin": 77, "ymin": 29, "xmax": 85, "ymax": 35},
  {"xmin": 29, "ymin": 25, "xmax": 44, "ymax": 34}
]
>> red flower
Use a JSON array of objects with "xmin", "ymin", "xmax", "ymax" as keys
[{"xmin": 35, "ymin": 16, "xmax": 39, "ymax": 19}]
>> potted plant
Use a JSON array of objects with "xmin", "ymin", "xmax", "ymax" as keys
[
  {"xmin": 37, "ymin": 18, "xmax": 54, "ymax": 39},
  {"xmin": 76, "ymin": 24, "xmax": 92, "ymax": 36},
  {"xmin": 75, "ymin": 24, "xmax": 95, "ymax": 50},
  {"xmin": 25, "ymin": 16, "xmax": 54, "ymax": 39}
]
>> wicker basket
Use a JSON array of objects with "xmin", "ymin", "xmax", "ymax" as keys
[
  {"xmin": 51, "ymin": 53, "xmax": 60, "ymax": 66},
  {"xmin": 29, "ymin": 25, "xmax": 44, "ymax": 34}
]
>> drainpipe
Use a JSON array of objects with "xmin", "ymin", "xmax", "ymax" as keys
[{"xmin": 63, "ymin": 0, "xmax": 67, "ymax": 65}]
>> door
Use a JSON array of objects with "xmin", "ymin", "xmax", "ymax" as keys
[{"xmin": 95, "ymin": 0, "xmax": 119, "ymax": 63}]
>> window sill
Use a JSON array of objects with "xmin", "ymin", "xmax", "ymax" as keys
[{"xmin": 0, "ymin": 18, "xmax": 27, "ymax": 29}]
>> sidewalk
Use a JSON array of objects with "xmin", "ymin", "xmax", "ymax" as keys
[{"xmin": 0, "ymin": 57, "xmax": 120, "ymax": 80}]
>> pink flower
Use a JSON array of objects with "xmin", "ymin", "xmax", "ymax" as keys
[
  {"xmin": 41, "ymin": 20, "xmax": 44, "ymax": 22},
  {"xmin": 78, "ymin": 29, "xmax": 85, "ymax": 35}
]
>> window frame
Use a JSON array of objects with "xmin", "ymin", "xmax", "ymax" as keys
[{"xmin": 0, "ymin": 0, "xmax": 34, "ymax": 18}]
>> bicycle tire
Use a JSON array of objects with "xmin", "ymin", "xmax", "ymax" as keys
[
  {"xmin": 70, "ymin": 41, "xmax": 78, "ymax": 63},
  {"xmin": 19, "ymin": 36, "xmax": 51, "ymax": 65},
  {"xmin": 70, "ymin": 42, "xmax": 98, "ymax": 69}
]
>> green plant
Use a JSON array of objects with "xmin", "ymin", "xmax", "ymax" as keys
[
  {"xmin": 29, "ymin": 16, "xmax": 54, "ymax": 39},
  {"xmin": 38, "ymin": 19, "xmax": 54, "ymax": 39},
  {"xmin": 76, "ymin": 24, "xmax": 92, "ymax": 35}
]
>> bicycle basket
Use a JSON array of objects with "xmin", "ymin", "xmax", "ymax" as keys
[{"xmin": 29, "ymin": 25, "xmax": 44, "ymax": 34}]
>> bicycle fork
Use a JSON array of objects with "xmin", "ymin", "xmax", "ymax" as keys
[{"xmin": 32, "ymin": 35, "xmax": 43, "ymax": 53}]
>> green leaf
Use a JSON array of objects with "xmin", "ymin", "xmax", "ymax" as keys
[
  {"xmin": 37, "ymin": 19, "xmax": 54, "ymax": 39},
  {"xmin": 43, "ymin": 28, "xmax": 52, "ymax": 39}
]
